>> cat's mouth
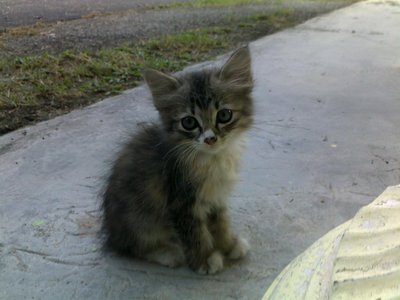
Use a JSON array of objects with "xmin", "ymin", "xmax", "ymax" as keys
[{"xmin": 197, "ymin": 140, "xmax": 226, "ymax": 155}]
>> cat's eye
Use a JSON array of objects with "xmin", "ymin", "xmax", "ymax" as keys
[
  {"xmin": 217, "ymin": 109, "xmax": 233, "ymax": 124},
  {"xmin": 181, "ymin": 116, "xmax": 198, "ymax": 131}
]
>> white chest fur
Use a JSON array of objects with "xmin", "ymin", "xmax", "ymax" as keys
[{"xmin": 193, "ymin": 138, "xmax": 246, "ymax": 219}]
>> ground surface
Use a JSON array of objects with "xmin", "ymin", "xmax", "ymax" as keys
[
  {"xmin": 0, "ymin": 1, "xmax": 351, "ymax": 56},
  {"xmin": 0, "ymin": 0, "xmax": 357, "ymax": 134},
  {"xmin": 1, "ymin": 1, "xmax": 400, "ymax": 299},
  {"xmin": 0, "ymin": 0, "xmax": 192, "ymax": 28}
]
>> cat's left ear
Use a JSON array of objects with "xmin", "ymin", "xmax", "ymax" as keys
[
  {"xmin": 143, "ymin": 69, "xmax": 181, "ymax": 107},
  {"xmin": 219, "ymin": 46, "xmax": 253, "ymax": 92}
]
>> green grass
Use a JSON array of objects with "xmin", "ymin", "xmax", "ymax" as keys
[
  {"xmin": 0, "ymin": 30, "xmax": 230, "ymax": 107},
  {"xmin": 151, "ymin": 0, "xmax": 269, "ymax": 9},
  {"xmin": 0, "ymin": 26, "xmax": 239, "ymax": 133}
]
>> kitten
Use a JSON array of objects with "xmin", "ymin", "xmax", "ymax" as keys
[{"xmin": 102, "ymin": 46, "xmax": 253, "ymax": 274}]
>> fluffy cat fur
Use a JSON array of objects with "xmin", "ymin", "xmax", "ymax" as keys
[{"xmin": 102, "ymin": 46, "xmax": 253, "ymax": 274}]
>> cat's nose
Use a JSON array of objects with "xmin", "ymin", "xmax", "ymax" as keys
[{"xmin": 204, "ymin": 136, "xmax": 217, "ymax": 145}]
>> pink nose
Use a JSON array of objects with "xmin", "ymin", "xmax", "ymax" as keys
[{"xmin": 204, "ymin": 136, "xmax": 217, "ymax": 145}]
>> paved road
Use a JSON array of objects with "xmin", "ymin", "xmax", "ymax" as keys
[
  {"xmin": 0, "ymin": 0, "xmax": 191, "ymax": 28},
  {"xmin": 1, "ymin": 1, "xmax": 400, "ymax": 299}
]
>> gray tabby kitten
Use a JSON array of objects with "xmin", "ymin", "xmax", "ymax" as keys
[{"xmin": 102, "ymin": 47, "xmax": 253, "ymax": 274}]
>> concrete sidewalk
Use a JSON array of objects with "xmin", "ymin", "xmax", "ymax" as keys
[{"xmin": 1, "ymin": 1, "xmax": 400, "ymax": 299}]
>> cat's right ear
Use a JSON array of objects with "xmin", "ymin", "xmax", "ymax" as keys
[{"xmin": 143, "ymin": 69, "xmax": 181, "ymax": 107}]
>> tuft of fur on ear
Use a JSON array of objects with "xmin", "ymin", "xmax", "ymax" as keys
[
  {"xmin": 143, "ymin": 68, "xmax": 181, "ymax": 110},
  {"xmin": 219, "ymin": 46, "xmax": 253, "ymax": 93}
]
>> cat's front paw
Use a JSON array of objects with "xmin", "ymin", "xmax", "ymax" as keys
[
  {"xmin": 196, "ymin": 251, "xmax": 224, "ymax": 275},
  {"xmin": 145, "ymin": 245, "xmax": 185, "ymax": 268},
  {"xmin": 228, "ymin": 237, "xmax": 249, "ymax": 260}
]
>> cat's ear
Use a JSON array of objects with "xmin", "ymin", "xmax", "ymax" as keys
[
  {"xmin": 143, "ymin": 68, "xmax": 181, "ymax": 100},
  {"xmin": 219, "ymin": 46, "xmax": 253, "ymax": 92}
]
